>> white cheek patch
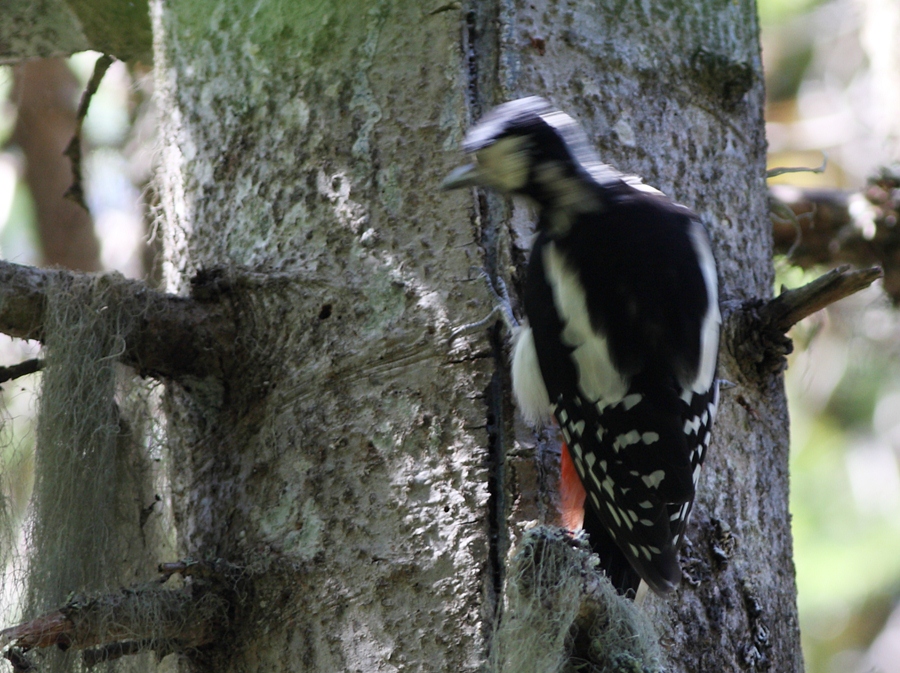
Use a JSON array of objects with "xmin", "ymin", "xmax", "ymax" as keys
[
  {"xmin": 511, "ymin": 326, "xmax": 552, "ymax": 425},
  {"xmin": 543, "ymin": 243, "xmax": 628, "ymax": 404},
  {"xmin": 476, "ymin": 136, "xmax": 530, "ymax": 192}
]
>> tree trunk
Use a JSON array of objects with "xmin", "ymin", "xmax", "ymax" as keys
[
  {"xmin": 6, "ymin": 0, "xmax": 798, "ymax": 670},
  {"xmin": 150, "ymin": 1, "xmax": 494, "ymax": 669}
]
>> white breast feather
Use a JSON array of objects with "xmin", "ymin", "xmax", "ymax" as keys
[{"xmin": 511, "ymin": 326, "xmax": 552, "ymax": 425}]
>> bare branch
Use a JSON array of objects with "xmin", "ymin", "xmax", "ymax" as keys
[
  {"xmin": 731, "ymin": 266, "xmax": 883, "ymax": 378},
  {"xmin": 762, "ymin": 265, "xmax": 883, "ymax": 332},
  {"xmin": 0, "ymin": 359, "xmax": 43, "ymax": 384}
]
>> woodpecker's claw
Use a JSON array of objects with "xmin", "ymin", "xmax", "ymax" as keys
[{"xmin": 449, "ymin": 268, "xmax": 519, "ymax": 344}]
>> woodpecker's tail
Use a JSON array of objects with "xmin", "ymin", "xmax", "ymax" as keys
[
  {"xmin": 581, "ymin": 503, "xmax": 642, "ymax": 597},
  {"xmin": 560, "ymin": 442, "xmax": 641, "ymax": 597}
]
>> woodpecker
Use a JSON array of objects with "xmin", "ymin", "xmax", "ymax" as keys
[{"xmin": 443, "ymin": 97, "xmax": 721, "ymax": 596}]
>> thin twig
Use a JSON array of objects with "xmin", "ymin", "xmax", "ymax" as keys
[
  {"xmin": 0, "ymin": 358, "xmax": 43, "ymax": 384},
  {"xmin": 766, "ymin": 153, "xmax": 827, "ymax": 178},
  {"xmin": 761, "ymin": 265, "xmax": 883, "ymax": 332},
  {"xmin": 63, "ymin": 54, "xmax": 115, "ymax": 212}
]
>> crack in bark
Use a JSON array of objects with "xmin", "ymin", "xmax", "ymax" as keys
[{"xmin": 462, "ymin": 0, "xmax": 510, "ymax": 645}]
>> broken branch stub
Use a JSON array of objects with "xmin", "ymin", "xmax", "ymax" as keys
[{"xmin": 732, "ymin": 265, "xmax": 883, "ymax": 379}]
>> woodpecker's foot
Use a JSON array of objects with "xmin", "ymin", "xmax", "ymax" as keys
[{"xmin": 449, "ymin": 268, "xmax": 519, "ymax": 344}]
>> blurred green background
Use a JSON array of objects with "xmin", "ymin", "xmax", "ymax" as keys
[
  {"xmin": 1, "ymin": 1, "xmax": 899, "ymax": 669},
  {"xmin": 762, "ymin": 0, "xmax": 900, "ymax": 670}
]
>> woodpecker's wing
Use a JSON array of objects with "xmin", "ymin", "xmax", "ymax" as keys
[
  {"xmin": 553, "ymin": 376, "xmax": 718, "ymax": 594},
  {"xmin": 523, "ymin": 186, "xmax": 720, "ymax": 595}
]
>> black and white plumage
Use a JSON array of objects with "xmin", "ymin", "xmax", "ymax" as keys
[{"xmin": 443, "ymin": 97, "xmax": 721, "ymax": 596}]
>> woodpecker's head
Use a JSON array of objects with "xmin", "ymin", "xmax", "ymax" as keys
[{"xmin": 442, "ymin": 97, "xmax": 602, "ymax": 209}]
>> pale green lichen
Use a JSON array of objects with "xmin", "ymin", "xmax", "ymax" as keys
[
  {"xmin": 21, "ymin": 273, "xmax": 171, "ymax": 673},
  {"xmin": 489, "ymin": 527, "xmax": 665, "ymax": 673}
]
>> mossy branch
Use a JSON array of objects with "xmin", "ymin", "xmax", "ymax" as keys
[
  {"xmin": 731, "ymin": 265, "xmax": 883, "ymax": 378},
  {"xmin": 0, "ymin": 260, "xmax": 235, "ymax": 382},
  {"xmin": 489, "ymin": 527, "xmax": 663, "ymax": 672},
  {"xmin": 0, "ymin": 562, "xmax": 236, "ymax": 670},
  {"xmin": 0, "ymin": 587, "xmax": 220, "ymax": 652}
]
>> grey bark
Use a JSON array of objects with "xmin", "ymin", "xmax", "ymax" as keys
[
  {"xmin": 0, "ymin": 0, "xmax": 801, "ymax": 670},
  {"xmin": 151, "ymin": 1, "xmax": 493, "ymax": 670}
]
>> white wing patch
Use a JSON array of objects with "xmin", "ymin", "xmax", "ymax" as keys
[
  {"xmin": 641, "ymin": 470, "xmax": 666, "ymax": 489},
  {"xmin": 621, "ymin": 393, "xmax": 642, "ymax": 410},
  {"xmin": 613, "ymin": 430, "xmax": 642, "ymax": 451},
  {"xmin": 683, "ymin": 415, "xmax": 702, "ymax": 435},
  {"xmin": 686, "ymin": 220, "xmax": 720, "ymax": 394},
  {"xmin": 543, "ymin": 243, "xmax": 628, "ymax": 404},
  {"xmin": 511, "ymin": 326, "xmax": 552, "ymax": 425}
]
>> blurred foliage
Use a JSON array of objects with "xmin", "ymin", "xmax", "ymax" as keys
[
  {"xmin": 0, "ymin": 70, "xmax": 13, "ymax": 145},
  {"xmin": 1, "ymin": 182, "xmax": 39, "ymax": 267},
  {"xmin": 783, "ymin": 269, "xmax": 900, "ymax": 671},
  {"xmin": 764, "ymin": 0, "xmax": 900, "ymax": 668},
  {"xmin": 758, "ymin": 0, "xmax": 827, "ymax": 25}
]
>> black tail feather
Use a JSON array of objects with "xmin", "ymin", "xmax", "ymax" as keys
[{"xmin": 582, "ymin": 504, "xmax": 642, "ymax": 598}]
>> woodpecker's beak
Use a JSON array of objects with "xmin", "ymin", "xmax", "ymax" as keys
[{"xmin": 441, "ymin": 163, "xmax": 483, "ymax": 190}]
